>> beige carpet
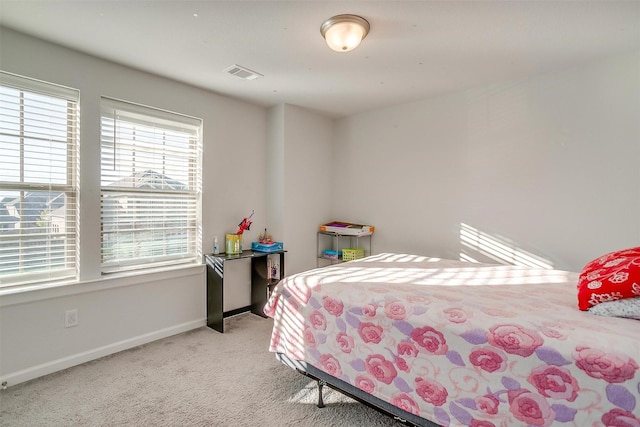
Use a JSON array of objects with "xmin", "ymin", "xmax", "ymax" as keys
[{"xmin": 0, "ymin": 313, "xmax": 406, "ymax": 426}]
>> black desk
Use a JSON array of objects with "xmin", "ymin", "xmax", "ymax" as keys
[{"xmin": 204, "ymin": 250, "xmax": 285, "ymax": 333}]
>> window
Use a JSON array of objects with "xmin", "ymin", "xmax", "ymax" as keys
[
  {"xmin": 100, "ymin": 98, "xmax": 202, "ymax": 273},
  {"xmin": 0, "ymin": 71, "xmax": 79, "ymax": 287}
]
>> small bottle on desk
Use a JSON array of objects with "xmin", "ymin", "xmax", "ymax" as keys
[{"xmin": 213, "ymin": 236, "xmax": 219, "ymax": 254}]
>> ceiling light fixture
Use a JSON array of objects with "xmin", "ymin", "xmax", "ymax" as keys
[{"xmin": 320, "ymin": 14, "xmax": 370, "ymax": 52}]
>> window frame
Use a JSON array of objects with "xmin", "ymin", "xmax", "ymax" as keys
[
  {"xmin": 0, "ymin": 71, "xmax": 79, "ymax": 288},
  {"xmin": 99, "ymin": 97, "xmax": 202, "ymax": 274}
]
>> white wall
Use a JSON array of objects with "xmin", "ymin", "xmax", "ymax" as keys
[
  {"xmin": 0, "ymin": 28, "xmax": 269, "ymax": 386},
  {"xmin": 266, "ymin": 106, "xmax": 286, "ymax": 249},
  {"xmin": 2, "ymin": 26, "xmax": 637, "ymax": 387},
  {"xmin": 333, "ymin": 51, "xmax": 640, "ymax": 272},
  {"xmin": 268, "ymin": 104, "xmax": 334, "ymax": 275}
]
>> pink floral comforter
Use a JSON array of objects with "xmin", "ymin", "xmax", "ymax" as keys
[{"xmin": 264, "ymin": 254, "xmax": 640, "ymax": 426}]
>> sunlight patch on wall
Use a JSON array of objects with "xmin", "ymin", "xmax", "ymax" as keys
[
  {"xmin": 459, "ymin": 223, "xmax": 554, "ymax": 269},
  {"xmin": 459, "ymin": 252, "xmax": 479, "ymax": 263}
]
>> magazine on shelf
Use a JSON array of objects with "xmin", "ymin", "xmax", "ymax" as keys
[{"xmin": 319, "ymin": 221, "xmax": 374, "ymax": 236}]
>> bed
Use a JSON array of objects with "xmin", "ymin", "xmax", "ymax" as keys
[{"xmin": 264, "ymin": 253, "xmax": 640, "ymax": 426}]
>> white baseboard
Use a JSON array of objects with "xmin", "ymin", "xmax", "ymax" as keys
[{"xmin": 1, "ymin": 318, "xmax": 205, "ymax": 388}]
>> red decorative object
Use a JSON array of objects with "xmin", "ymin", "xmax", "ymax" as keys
[
  {"xmin": 577, "ymin": 247, "xmax": 640, "ymax": 310},
  {"xmin": 236, "ymin": 210, "xmax": 254, "ymax": 235}
]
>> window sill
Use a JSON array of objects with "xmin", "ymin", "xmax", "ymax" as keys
[{"xmin": 0, "ymin": 262, "xmax": 205, "ymax": 308}]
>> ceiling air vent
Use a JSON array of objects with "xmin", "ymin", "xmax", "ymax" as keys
[{"xmin": 224, "ymin": 64, "xmax": 263, "ymax": 80}]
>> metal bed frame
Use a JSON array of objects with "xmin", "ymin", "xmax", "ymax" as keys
[{"xmin": 276, "ymin": 353, "xmax": 439, "ymax": 427}]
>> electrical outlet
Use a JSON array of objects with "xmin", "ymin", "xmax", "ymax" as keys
[{"xmin": 65, "ymin": 309, "xmax": 78, "ymax": 328}]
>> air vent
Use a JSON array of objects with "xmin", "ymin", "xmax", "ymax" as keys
[{"xmin": 224, "ymin": 64, "xmax": 263, "ymax": 80}]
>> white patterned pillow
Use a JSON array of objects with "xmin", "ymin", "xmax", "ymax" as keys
[{"xmin": 588, "ymin": 297, "xmax": 640, "ymax": 320}]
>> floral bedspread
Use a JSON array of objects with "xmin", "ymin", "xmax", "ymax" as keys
[{"xmin": 264, "ymin": 254, "xmax": 640, "ymax": 426}]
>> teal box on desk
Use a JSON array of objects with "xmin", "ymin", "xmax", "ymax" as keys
[{"xmin": 251, "ymin": 241, "xmax": 284, "ymax": 252}]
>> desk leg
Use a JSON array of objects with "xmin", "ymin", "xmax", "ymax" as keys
[
  {"xmin": 250, "ymin": 256, "xmax": 269, "ymax": 318},
  {"xmin": 206, "ymin": 257, "xmax": 224, "ymax": 333}
]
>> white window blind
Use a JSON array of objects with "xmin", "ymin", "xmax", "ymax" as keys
[
  {"xmin": 100, "ymin": 97, "xmax": 202, "ymax": 273},
  {"xmin": 0, "ymin": 71, "xmax": 79, "ymax": 287}
]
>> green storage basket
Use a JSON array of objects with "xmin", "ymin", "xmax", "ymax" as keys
[{"xmin": 342, "ymin": 248, "xmax": 365, "ymax": 261}]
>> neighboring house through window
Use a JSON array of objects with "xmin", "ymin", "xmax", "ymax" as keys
[
  {"xmin": 0, "ymin": 71, "xmax": 79, "ymax": 287},
  {"xmin": 100, "ymin": 97, "xmax": 202, "ymax": 273}
]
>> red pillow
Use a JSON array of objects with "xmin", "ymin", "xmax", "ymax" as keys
[{"xmin": 577, "ymin": 247, "xmax": 640, "ymax": 310}]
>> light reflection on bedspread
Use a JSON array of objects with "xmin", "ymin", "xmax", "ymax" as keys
[{"xmin": 264, "ymin": 254, "xmax": 640, "ymax": 426}]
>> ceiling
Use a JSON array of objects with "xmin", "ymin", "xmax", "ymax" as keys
[{"xmin": 1, "ymin": 1, "xmax": 639, "ymax": 118}]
